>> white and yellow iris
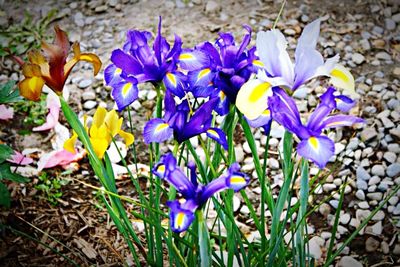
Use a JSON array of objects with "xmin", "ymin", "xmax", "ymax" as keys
[
  {"xmin": 236, "ymin": 79, "xmax": 272, "ymax": 120},
  {"xmin": 329, "ymin": 64, "xmax": 356, "ymax": 97}
]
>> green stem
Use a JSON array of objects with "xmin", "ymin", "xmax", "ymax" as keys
[{"xmin": 197, "ymin": 209, "xmax": 211, "ymax": 267}]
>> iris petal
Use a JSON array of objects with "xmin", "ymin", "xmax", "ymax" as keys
[
  {"xmin": 329, "ymin": 64, "xmax": 356, "ymax": 96},
  {"xmin": 236, "ymin": 79, "xmax": 272, "ymax": 120},
  {"xmin": 206, "ymin": 128, "xmax": 228, "ymax": 150},
  {"xmin": 143, "ymin": 118, "xmax": 173, "ymax": 144},
  {"xmin": 297, "ymin": 136, "xmax": 334, "ymax": 169}
]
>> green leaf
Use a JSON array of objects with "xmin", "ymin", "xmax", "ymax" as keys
[
  {"xmin": 0, "ymin": 163, "xmax": 29, "ymax": 183},
  {"xmin": 0, "ymin": 80, "xmax": 21, "ymax": 104},
  {"xmin": 0, "ymin": 144, "xmax": 13, "ymax": 163},
  {"xmin": 0, "ymin": 181, "xmax": 11, "ymax": 208}
]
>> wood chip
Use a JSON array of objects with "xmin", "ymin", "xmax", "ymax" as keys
[{"xmin": 73, "ymin": 237, "xmax": 97, "ymax": 260}]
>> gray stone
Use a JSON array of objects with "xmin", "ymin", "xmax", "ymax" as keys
[
  {"xmin": 308, "ymin": 236, "xmax": 323, "ymax": 260},
  {"xmin": 381, "ymin": 241, "xmax": 390, "ymax": 254},
  {"xmin": 389, "ymin": 196, "xmax": 399, "ymax": 206},
  {"xmin": 107, "ymin": 0, "xmax": 119, "ymax": 7},
  {"xmin": 385, "ymin": 18, "xmax": 396, "ymax": 30},
  {"xmin": 95, "ymin": 5, "xmax": 108, "ymax": 13},
  {"xmin": 372, "ymin": 210, "xmax": 385, "ymax": 221},
  {"xmin": 234, "ymin": 147, "xmax": 244, "ymax": 163},
  {"xmin": 355, "ymin": 190, "xmax": 365, "ymax": 200},
  {"xmin": 352, "ymin": 53, "xmax": 365, "ymax": 64},
  {"xmin": 78, "ymin": 79, "xmax": 93, "ymax": 89},
  {"xmin": 367, "ymin": 192, "xmax": 383, "ymax": 201},
  {"xmin": 360, "ymin": 39, "xmax": 371, "ymax": 51},
  {"xmin": 340, "ymin": 213, "xmax": 351, "ymax": 225},
  {"xmin": 82, "ymin": 90, "xmax": 96, "ymax": 101},
  {"xmin": 394, "ymin": 244, "xmax": 400, "ymax": 255},
  {"xmin": 319, "ymin": 203, "xmax": 331, "ymax": 217},
  {"xmin": 268, "ymin": 158, "xmax": 279, "ymax": 170},
  {"xmin": 376, "ymin": 52, "xmax": 392, "ymax": 61},
  {"xmin": 387, "ymin": 163, "xmax": 400, "ymax": 177},
  {"xmin": 388, "ymin": 143, "xmax": 400, "ymax": 153},
  {"xmin": 365, "ymin": 237, "xmax": 380, "ymax": 252},
  {"xmin": 83, "ymin": 100, "xmax": 97, "ymax": 110},
  {"xmin": 358, "ymin": 201, "xmax": 369, "ymax": 209},
  {"xmin": 371, "ymin": 165, "xmax": 385, "ymax": 177},
  {"xmin": 337, "ymin": 256, "xmax": 363, "ymax": 267},
  {"xmin": 329, "ymin": 200, "xmax": 339, "ymax": 209},
  {"xmin": 371, "ymin": 221, "xmax": 383, "ymax": 235},
  {"xmin": 393, "ymin": 13, "xmax": 400, "ymax": 22},
  {"xmin": 383, "ymin": 151, "xmax": 397, "ymax": 163},
  {"xmin": 387, "ymin": 99, "xmax": 400, "ymax": 110},
  {"xmin": 368, "ymin": 176, "xmax": 381, "ymax": 186},
  {"xmin": 205, "ymin": 0, "xmax": 220, "ymax": 13},
  {"xmin": 357, "ymin": 179, "xmax": 368, "ymax": 190},
  {"xmin": 357, "ymin": 166, "xmax": 371, "ymax": 181},
  {"xmin": 361, "ymin": 128, "xmax": 377, "ymax": 142}
]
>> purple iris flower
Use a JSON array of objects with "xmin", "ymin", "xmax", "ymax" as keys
[
  {"xmin": 269, "ymin": 87, "xmax": 363, "ymax": 168},
  {"xmin": 185, "ymin": 25, "xmax": 263, "ymax": 115},
  {"xmin": 143, "ymin": 91, "xmax": 228, "ymax": 149},
  {"xmin": 104, "ymin": 17, "xmax": 185, "ymax": 111},
  {"xmin": 153, "ymin": 153, "xmax": 249, "ymax": 232}
]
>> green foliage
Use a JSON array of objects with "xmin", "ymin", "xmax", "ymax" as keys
[
  {"xmin": 13, "ymin": 93, "xmax": 47, "ymax": 126},
  {"xmin": 0, "ymin": 9, "xmax": 58, "ymax": 56},
  {"xmin": 35, "ymin": 172, "xmax": 69, "ymax": 206},
  {"xmin": 0, "ymin": 144, "xmax": 29, "ymax": 208},
  {"xmin": 0, "ymin": 80, "xmax": 21, "ymax": 104}
]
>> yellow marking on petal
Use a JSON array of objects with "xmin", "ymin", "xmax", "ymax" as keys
[
  {"xmin": 262, "ymin": 109, "xmax": 270, "ymax": 116},
  {"xmin": 122, "ymin": 83, "xmax": 133, "ymax": 97},
  {"xmin": 329, "ymin": 64, "xmax": 356, "ymax": 96},
  {"xmin": 230, "ymin": 176, "xmax": 246, "ymax": 184},
  {"xmin": 197, "ymin": 68, "xmax": 211, "ymax": 81},
  {"xmin": 219, "ymin": 90, "xmax": 226, "ymax": 101},
  {"xmin": 157, "ymin": 164, "xmax": 165, "ymax": 173},
  {"xmin": 176, "ymin": 212, "xmax": 186, "ymax": 228},
  {"xmin": 236, "ymin": 79, "xmax": 272, "ymax": 120},
  {"xmin": 166, "ymin": 73, "xmax": 177, "ymax": 87},
  {"xmin": 252, "ymin": 60, "xmax": 264, "ymax": 67},
  {"xmin": 325, "ymin": 121, "xmax": 345, "ymax": 127},
  {"xmin": 155, "ymin": 123, "xmax": 169, "ymax": 133},
  {"xmin": 179, "ymin": 53, "xmax": 194, "ymax": 60},
  {"xmin": 115, "ymin": 68, "xmax": 122, "ymax": 75},
  {"xmin": 249, "ymin": 82, "xmax": 271, "ymax": 103},
  {"xmin": 308, "ymin": 137, "xmax": 319, "ymax": 150},
  {"xmin": 207, "ymin": 129, "xmax": 219, "ymax": 138}
]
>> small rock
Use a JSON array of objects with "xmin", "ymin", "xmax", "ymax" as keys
[
  {"xmin": 234, "ymin": 146, "xmax": 245, "ymax": 163},
  {"xmin": 340, "ymin": 213, "xmax": 351, "ymax": 225},
  {"xmin": 205, "ymin": 0, "xmax": 220, "ymax": 13},
  {"xmin": 352, "ymin": 53, "xmax": 365, "ymax": 64},
  {"xmin": 372, "ymin": 210, "xmax": 385, "ymax": 221},
  {"xmin": 393, "ymin": 67, "xmax": 400, "ymax": 76},
  {"xmin": 371, "ymin": 165, "xmax": 385, "ymax": 177},
  {"xmin": 107, "ymin": 0, "xmax": 119, "ymax": 7},
  {"xmin": 78, "ymin": 79, "xmax": 93, "ymax": 89},
  {"xmin": 385, "ymin": 18, "xmax": 396, "ymax": 30},
  {"xmin": 383, "ymin": 151, "xmax": 397, "ymax": 163},
  {"xmin": 365, "ymin": 237, "xmax": 380, "ymax": 252},
  {"xmin": 308, "ymin": 236, "xmax": 323, "ymax": 260},
  {"xmin": 319, "ymin": 203, "xmax": 331, "ymax": 217},
  {"xmin": 357, "ymin": 166, "xmax": 371, "ymax": 181},
  {"xmin": 355, "ymin": 190, "xmax": 365, "ymax": 200},
  {"xmin": 367, "ymin": 192, "xmax": 383, "ymax": 201},
  {"xmin": 394, "ymin": 244, "xmax": 400, "ymax": 255},
  {"xmin": 358, "ymin": 201, "xmax": 369, "ymax": 209},
  {"xmin": 83, "ymin": 100, "xmax": 97, "ymax": 110},
  {"xmin": 233, "ymin": 195, "xmax": 241, "ymax": 212},
  {"xmin": 387, "ymin": 163, "xmax": 400, "ymax": 177},
  {"xmin": 371, "ymin": 221, "xmax": 382, "ymax": 235},
  {"xmin": 393, "ymin": 13, "xmax": 400, "ymax": 22},
  {"xmin": 360, "ymin": 128, "xmax": 377, "ymax": 142},
  {"xmin": 375, "ymin": 52, "xmax": 392, "ymax": 61},
  {"xmin": 268, "ymin": 158, "xmax": 279, "ymax": 170},
  {"xmin": 381, "ymin": 241, "xmax": 390, "ymax": 254},
  {"xmin": 82, "ymin": 90, "xmax": 96, "ymax": 101},
  {"xmin": 95, "ymin": 5, "xmax": 108, "ymax": 13},
  {"xmin": 337, "ymin": 256, "xmax": 363, "ymax": 267}
]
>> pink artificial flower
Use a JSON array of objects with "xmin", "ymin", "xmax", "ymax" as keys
[
  {"xmin": 7, "ymin": 150, "xmax": 34, "ymax": 165},
  {"xmin": 32, "ymin": 92, "xmax": 61, "ymax": 131},
  {"xmin": 0, "ymin": 105, "xmax": 14, "ymax": 120},
  {"xmin": 37, "ymin": 149, "xmax": 85, "ymax": 171}
]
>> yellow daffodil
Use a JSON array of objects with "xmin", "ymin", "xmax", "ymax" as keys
[
  {"xmin": 18, "ymin": 25, "xmax": 101, "ymax": 101},
  {"xmin": 64, "ymin": 107, "xmax": 134, "ymax": 159}
]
